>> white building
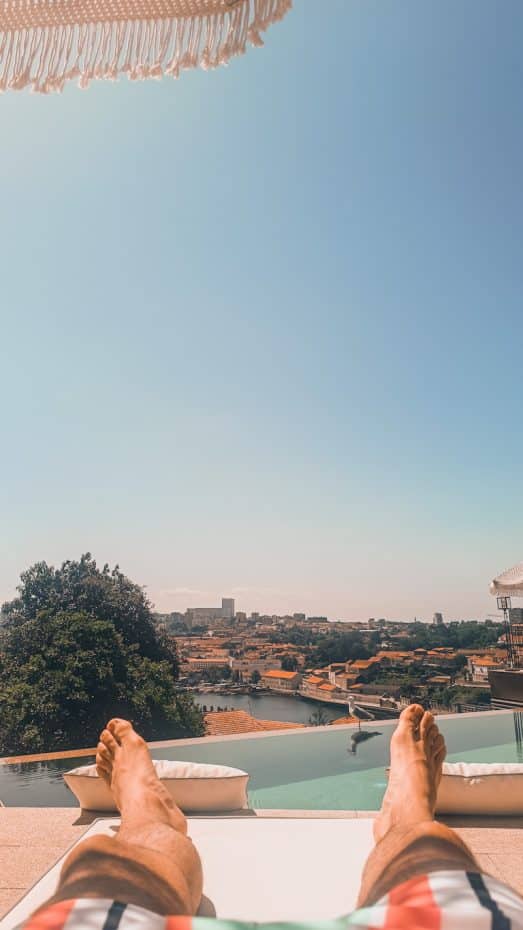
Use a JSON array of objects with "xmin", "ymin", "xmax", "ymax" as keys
[
  {"xmin": 229, "ymin": 657, "xmax": 281, "ymax": 680},
  {"xmin": 186, "ymin": 598, "xmax": 235, "ymax": 628}
]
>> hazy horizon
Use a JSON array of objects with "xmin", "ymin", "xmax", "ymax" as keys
[{"xmin": 2, "ymin": 0, "xmax": 523, "ymax": 623}]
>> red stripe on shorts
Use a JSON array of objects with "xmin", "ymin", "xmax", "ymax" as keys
[
  {"xmin": 384, "ymin": 874, "xmax": 441, "ymax": 930},
  {"xmin": 22, "ymin": 899, "xmax": 77, "ymax": 930},
  {"xmin": 165, "ymin": 917, "xmax": 193, "ymax": 930}
]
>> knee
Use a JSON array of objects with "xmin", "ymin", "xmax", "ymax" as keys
[
  {"xmin": 405, "ymin": 822, "xmax": 478, "ymax": 863},
  {"xmin": 60, "ymin": 835, "xmax": 119, "ymax": 882}
]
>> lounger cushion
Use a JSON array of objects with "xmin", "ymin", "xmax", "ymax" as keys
[
  {"xmin": 64, "ymin": 760, "xmax": 249, "ymax": 812},
  {"xmin": 436, "ymin": 762, "xmax": 523, "ymax": 815}
]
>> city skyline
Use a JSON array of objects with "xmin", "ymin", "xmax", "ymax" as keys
[
  {"xmin": 2, "ymin": 0, "xmax": 523, "ymax": 622},
  {"xmin": 0, "ymin": 568, "xmax": 507, "ymax": 623}
]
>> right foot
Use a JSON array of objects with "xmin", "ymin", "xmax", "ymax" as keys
[
  {"xmin": 374, "ymin": 704, "xmax": 446, "ymax": 844},
  {"xmin": 95, "ymin": 718, "xmax": 186, "ymax": 833}
]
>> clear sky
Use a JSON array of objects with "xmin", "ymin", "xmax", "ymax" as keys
[{"xmin": 1, "ymin": 0, "xmax": 523, "ymax": 621}]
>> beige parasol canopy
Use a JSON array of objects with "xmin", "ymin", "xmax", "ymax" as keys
[
  {"xmin": 0, "ymin": 0, "xmax": 291, "ymax": 93},
  {"xmin": 489, "ymin": 561, "xmax": 523, "ymax": 598}
]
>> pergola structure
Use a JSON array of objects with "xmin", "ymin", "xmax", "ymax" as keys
[{"xmin": 490, "ymin": 561, "xmax": 523, "ymax": 668}]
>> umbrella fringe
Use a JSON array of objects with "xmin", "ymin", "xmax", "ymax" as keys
[{"xmin": 0, "ymin": 0, "xmax": 291, "ymax": 92}]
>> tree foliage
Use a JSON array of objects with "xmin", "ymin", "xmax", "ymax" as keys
[
  {"xmin": 310, "ymin": 633, "xmax": 371, "ymax": 666},
  {"xmin": 2, "ymin": 553, "xmax": 172, "ymax": 662},
  {"xmin": 393, "ymin": 621, "xmax": 503, "ymax": 652},
  {"xmin": 0, "ymin": 555, "xmax": 204, "ymax": 755},
  {"xmin": 280, "ymin": 653, "xmax": 298, "ymax": 671}
]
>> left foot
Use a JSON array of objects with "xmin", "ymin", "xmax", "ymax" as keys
[{"xmin": 95, "ymin": 718, "xmax": 185, "ymax": 832}]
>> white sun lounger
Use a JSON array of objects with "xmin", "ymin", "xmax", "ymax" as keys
[{"xmin": 0, "ymin": 815, "xmax": 375, "ymax": 929}]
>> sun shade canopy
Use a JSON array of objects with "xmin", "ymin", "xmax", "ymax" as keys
[
  {"xmin": 0, "ymin": 0, "xmax": 291, "ymax": 93},
  {"xmin": 490, "ymin": 561, "xmax": 523, "ymax": 598}
]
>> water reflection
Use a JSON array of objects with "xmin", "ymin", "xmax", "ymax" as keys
[
  {"xmin": 514, "ymin": 711, "xmax": 523, "ymax": 763},
  {"xmin": 348, "ymin": 730, "xmax": 382, "ymax": 755}
]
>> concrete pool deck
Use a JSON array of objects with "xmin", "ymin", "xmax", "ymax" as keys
[{"xmin": 1, "ymin": 807, "xmax": 523, "ymax": 921}]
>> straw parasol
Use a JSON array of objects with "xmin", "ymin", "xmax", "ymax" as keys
[{"xmin": 0, "ymin": 0, "xmax": 291, "ymax": 93}]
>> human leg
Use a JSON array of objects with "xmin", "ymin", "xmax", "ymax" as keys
[
  {"xmin": 357, "ymin": 704, "xmax": 479, "ymax": 907},
  {"xmin": 36, "ymin": 719, "xmax": 203, "ymax": 916}
]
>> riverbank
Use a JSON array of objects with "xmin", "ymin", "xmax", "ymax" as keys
[{"xmin": 193, "ymin": 691, "xmax": 343, "ymax": 725}]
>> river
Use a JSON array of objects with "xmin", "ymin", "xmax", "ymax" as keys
[{"xmin": 193, "ymin": 691, "xmax": 345, "ymax": 725}]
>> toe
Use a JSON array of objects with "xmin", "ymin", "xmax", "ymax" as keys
[
  {"xmin": 97, "ymin": 741, "xmax": 112, "ymax": 764},
  {"xmin": 399, "ymin": 704, "xmax": 425, "ymax": 729},
  {"xmin": 100, "ymin": 729, "xmax": 118, "ymax": 753},
  {"xmin": 96, "ymin": 749, "xmax": 112, "ymax": 782},
  {"xmin": 420, "ymin": 711, "xmax": 435, "ymax": 741},
  {"xmin": 428, "ymin": 727, "xmax": 440, "ymax": 748},
  {"xmin": 107, "ymin": 718, "xmax": 135, "ymax": 744}
]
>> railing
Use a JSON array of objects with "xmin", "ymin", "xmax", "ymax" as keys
[{"xmin": 449, "ymin": 702, "xmax": 492, "ymax": 714}]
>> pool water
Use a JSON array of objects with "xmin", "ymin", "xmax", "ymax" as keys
[{"xmin": 1, "ymin": 711, "xmax": 522, "ymax": 810}]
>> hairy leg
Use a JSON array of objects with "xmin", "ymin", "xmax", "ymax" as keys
[
  {"xmin": 38, "ymin": 719, "xmax": 203, "ymax": 916},
  {"xmin": 357, "ymin": 705, "xmax": 479, "ymax": 907}
]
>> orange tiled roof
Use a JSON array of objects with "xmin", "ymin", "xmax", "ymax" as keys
[
  {"xmin": 262, "ymin": 669, "xmax": 298, "ymax": 680},
  {"xmin": 305, "ymin": 675, "xmax": 325, "ymax": 685},
  {"xmin": 377, "ymin": 651, "xmax": 412, "ymax": 659},
  {"xmin": 204, "ymin": 711, "xmax": 305, "ymax": 736},
  {"xmin": 318, "ymin": 682, "xmax": 337, "ymax": 691},
  {"xmin": 329, "ymin": 716, "xmax": 360, "ymax": 726}
]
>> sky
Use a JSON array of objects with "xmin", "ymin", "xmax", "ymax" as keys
[{"xmin": 1, "ymin": 0, "xmax": 523, "ymax": 622}]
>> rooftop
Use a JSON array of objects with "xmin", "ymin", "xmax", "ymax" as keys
[{"xmin": 204, "ymin": 711, "xmax": 305, "ymax": 736}]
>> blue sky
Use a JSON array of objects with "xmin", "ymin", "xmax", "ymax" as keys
[{"xmin": 1, "ymin": 0, "xmax": 523, "ymax": 620}]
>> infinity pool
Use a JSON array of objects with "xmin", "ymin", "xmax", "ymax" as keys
[{"xmin": 1, "ymin": 710, "xmax": 522, "ymax": 810}]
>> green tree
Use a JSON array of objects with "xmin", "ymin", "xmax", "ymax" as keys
[
  {"xmin": 311, "ymin": 633, "xmax": 371, "ymax": 666},
  {"xmin": 199, "ymin": 666, "xmax": 231, "ymax": 684},
  {"xmin": 0, "ymin": 556, "xmax": 204, "ymax": 754},
  {"xmin": 309, "ymin": 706, "xmax": 329, "ymax": 726},
  {"xmin": 250, "ymin": 669, "xmax": 261, "ymax": 685},
  {"xmin": 280, "ymin": 654, "xmax": 298, "ymax": 671},
  {"xmin": 0, "ymin": 611, "xmax": 203, "ymax": 753},
  {"xmin": 1, "ymin": 554, "xmax": 173, "ymax": 666}
]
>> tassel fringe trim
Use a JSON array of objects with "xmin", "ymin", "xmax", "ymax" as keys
[{"xmin": 0, "ymin": 0, "xmax": 291, "ymax": 92}]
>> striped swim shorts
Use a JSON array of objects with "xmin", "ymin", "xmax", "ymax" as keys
[{"xmin": 18, "ymin": 871, "xmax": 523, "ymax": 930}]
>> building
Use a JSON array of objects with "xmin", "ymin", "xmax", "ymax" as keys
[
  {"xmin": 185, "ymin": 598, "xmax": 235, "ymax": 629},
  {"xmin": 467, "ymin": 655, "xmax": 503, "ymax": 683},
  {"xmin": 432, "ymin": 613, "xmax": 444, "ymax": 626},
  {"xmin": 508, "ymin": 608, "xmax": 523, "ymax": 667},
  {"xmin": 261, "ymin": 669, "xmax": 301, "ymax": 691},
  {"xmin": 489, "ymin": 668, "xmax": 523, "ymax": 708},
  {"xmin": 229, "ymin": 657, "xmax": 281, "ymax": 680},
  {"xmin": 301, "ymin": 675, "xmax": 327, "ymax": 696},
  {"xmin": 185, "ymin": 656, "xmax": 231, "ymax": 672}
]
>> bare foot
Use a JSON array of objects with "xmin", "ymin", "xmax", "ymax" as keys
[
  {"xmin": 96, "ymin": 718, "xmax": 186, "ymax": 833},
  {"xmin": 374, "ymin": 704, "xmax": 446, "ymax": 844}
]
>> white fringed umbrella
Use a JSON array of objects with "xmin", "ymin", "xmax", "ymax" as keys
[
  {"xmin": 489, "ymin": 562, "xmax": 523, "ymax": 599},
  {"xmin": 0, "ymin": 0, "xmax": 291, "ymax": 93}
]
